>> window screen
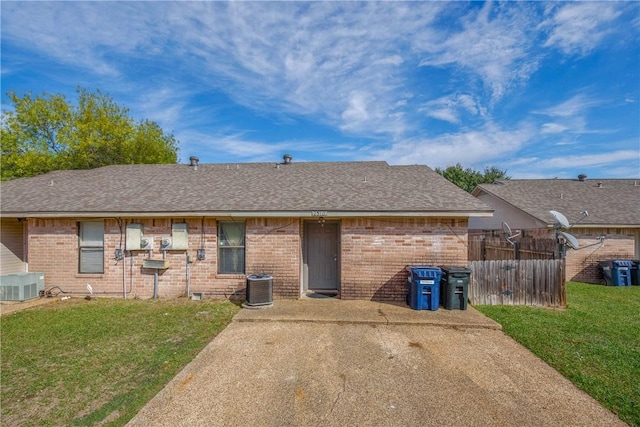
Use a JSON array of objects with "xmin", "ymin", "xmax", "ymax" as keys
[
  {"xmin": 79, "ymin": 221, "xmax": 104, "ymax": 274},
  {"xmin": 218, "ymin": 221, "xmax": 245, "ymax": 274}
]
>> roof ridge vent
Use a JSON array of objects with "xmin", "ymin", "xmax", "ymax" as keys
[{"xmin": 189, "ymin": 156, "xmax": 199, "ymax": 171}]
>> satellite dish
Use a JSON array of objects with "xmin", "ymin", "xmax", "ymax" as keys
[
  {"xmin": 501, "ymin": 221, "xmax": 521, "ymax": 247},
  {"xmin": 549, "ymin": 210, "xmax": 570, "ymax": 229},
  {"xmin": 558, "ymin": 231, "xmax": 579, "ymax": 250},
  {"xmin": 502, "ymin": 222, "xmax": 521, "ymax": 240},
  {"xmin": 502, "ymin": 221, "xmax": 513, "ymax": 236}
]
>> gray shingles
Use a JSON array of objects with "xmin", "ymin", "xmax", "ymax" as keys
[
  {"xmin": 1, "ymin": 161, "xmax": 491, "ymax": 216},
  {"xmin": 475, "ymin": 179, "xmax": 640, "ymax": 226}
]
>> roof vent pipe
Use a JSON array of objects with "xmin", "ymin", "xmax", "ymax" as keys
[
  {"xmin": 189, "ymin": 156, "xmax": 199, "ymax": 170},
  {"xmin": 578, "ymin": 174, "xmax": 587, "ymax": 181},
  {"xmin": 283, "ymin": 154, "xmax": 292, "ymax": 165}
]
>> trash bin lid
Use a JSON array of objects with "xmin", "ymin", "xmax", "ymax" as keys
[
  {"xmin": 613, "ymin": 260, "xmax": 634, "ymax": 267},
  {"xmin": 407, "ymin": 266, "xmax": 442, "ymax": 279},
  {"xmin": 440, "ymin": 265, "xmax": 472, "ymax": 273}
]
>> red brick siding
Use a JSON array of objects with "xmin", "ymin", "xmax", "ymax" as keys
[
  {"xmin": 26, "ymin": 217, "xmax": 302, "ymax": 299},
  {"xmin": 26, "ymin": 216, "xmax": 472, "ymax": 301},
  {"xmin": 340, "ymin": 218, "xmax": 469, "ymax": 301},
  {"xmin": 565, "ymin": 228, "xmax": 636, "ymax": 283},
  {"xmin": 245, "ymin": 218, "xmax": 301, "ymax": 298}
]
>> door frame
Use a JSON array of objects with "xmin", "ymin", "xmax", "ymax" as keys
[{"xmin": 302, "ymin": 220, "xmax": 341, "ymax": 294}]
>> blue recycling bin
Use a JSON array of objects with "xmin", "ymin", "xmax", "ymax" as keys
[
  {"xmin": 406, "ymin": 266, "xmax": 442, "ymax": 311},
  {"xmin": 599, "ymin": 260, "xmax": 633, "ymax": 286}
]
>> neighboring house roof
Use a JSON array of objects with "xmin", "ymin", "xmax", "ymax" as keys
[
  {"xmin": 1, "ymin": 161, "xmax": 492, "ymax": 218},
  {"xmin": 472, "ymin": 178, "xmax": 640, "ymax": 228}
]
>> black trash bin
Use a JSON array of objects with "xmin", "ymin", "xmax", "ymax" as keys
[
  {"xmin": 440, "ymin": 266, "xmax": 471, "ymax": 310},
  {"xmin": 631, "ymin": 260, "xmax": 640, "ymax": 286}
]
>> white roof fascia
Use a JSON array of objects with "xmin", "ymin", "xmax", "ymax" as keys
[{"xmin": 1, "ymin": 210, "xmax": 494, "ymax": 219}]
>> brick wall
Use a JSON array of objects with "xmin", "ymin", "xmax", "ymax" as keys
[
  {"xmin": 26, "ymin": 217, "xmax": 302, "ymax": 299},
  {"xmin": 245, "ymin": 218, "xmax": 301, "ymax": 298},
  {"xmin": 340, "ymin": 218, "xmax": 469, "ymax": 301},
  {"xmin": 565, "ymin": 228, "xmax": 636, "ymax": 283},
  {"xmin": 26, "ymin": 216, "xmax": 473, "ymax": 301}
]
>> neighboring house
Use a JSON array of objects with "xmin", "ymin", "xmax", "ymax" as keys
[
  {"xmin": 469, "ymin": 176, "xmax": 640, "ymax": 283},
  {"xmin": 0, "ymin": 157, "xmax": 492, "ymax": 301}
]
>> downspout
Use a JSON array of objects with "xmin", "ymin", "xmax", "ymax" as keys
[
  {"xmin": 186, "ymin": 252, "xmax": 191, "ymax": 298},
  {"xmin": 154, "ymin": 249, "xmax": 165, "ymax": 300},
  {"xmin": 123, "ymin": 251, "xmax": 126, "ymax": 300},
  {"xmin": 153, "ymin": 270, "xmax": 159, "ymax": 299}
]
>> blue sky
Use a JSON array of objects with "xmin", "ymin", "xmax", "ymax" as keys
[{"xmin": 1, "ymin": 1, "xmax": 639, "ymax": 178}]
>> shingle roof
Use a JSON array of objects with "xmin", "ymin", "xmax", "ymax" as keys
[
  {"xmin": 1, "ymin": 161, "xmax": 491, "ymax": 217},
  {"xmin": 473, "ymin": 179, "xmax": 640, "ymax": 227}
]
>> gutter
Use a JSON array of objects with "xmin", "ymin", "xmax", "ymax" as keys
[{"xmin": 1, "ymin": 210, "xmax": 495, "ymax": 219}]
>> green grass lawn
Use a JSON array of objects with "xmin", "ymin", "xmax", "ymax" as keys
[
  {"xmin": 476, "ymin": 282, "xmax": 640, "ymax": 427},
  {"xmin": 1, "ymin": 297, "xmax": 239, "ymax": 426}
]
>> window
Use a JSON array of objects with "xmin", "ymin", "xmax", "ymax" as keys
[
  {"xmin": 79, "ymin": 221, "xmax": 104, "ymax": 274},
  {"xmin": 218, "ymin": 221, "xmax": 245, "ymax": 274}
]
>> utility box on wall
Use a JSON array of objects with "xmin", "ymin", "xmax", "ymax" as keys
[
  {"xmin": 125, "ymin": 223, "xmax": 143, "ymax": 250},
  {"xmin": 160, "ymin": 223, "xmax": 188, "ymax": 250},
  {"xmin": 171, "ymin": 223, "xmax": 188, "ymax": 250}
]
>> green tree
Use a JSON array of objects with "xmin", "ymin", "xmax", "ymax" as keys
[
  {"xmin": 1, "ymin": 88, "xmax": 178, "ymax": 180},
  {"xmin": 435, "ymin": 163, "xmax": 509, "ymax": 193}
]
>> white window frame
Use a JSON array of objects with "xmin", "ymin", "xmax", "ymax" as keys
[
  {"xmin": 217, "ymin": 221, "xmax": 245, "ymax": 274},
  {"xmin": 79, "ymin": 221, "xmax": 104, "ymax": 274}
]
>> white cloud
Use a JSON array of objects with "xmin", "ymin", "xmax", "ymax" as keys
[
  {"xmin": 420, "ymin": 93, "xmax": 482, "ymax": 124},
  {"xmin": 177, "ymin": 129, "xmax": 360, "ymax": 164},
  {"xmin": 536, "ymin": 150, "xmax": 639, "ymax": 169},
  {"xmin": 1, "ymin": 0, "xmax": 635, "ymax": 174},
  {"xmin": 540, "ymin": 123, "xmax": 570, "ymax": 134},
  {"xmin": 536, "ymin": 94, "xmax": 600, "ymax": 118},
  {"xmin": 416, "ymin": 2, "xmax": 540, "ymax": 102},
  {"xmin": 534, "ymin": 94, "xmax": 604, "ymax": 135},
  {"xmin": 542, "ymin": 3, "xmax": 622, "ymax": 56},
  {"xmin": 371, "ymin": 122, "xmax": 536, "ymax": 169},
  {"xmin": 504, "ymin": 149, "xmax": 640, "ymax": 178},
  {"xmin": 341, "ymin": 91, "xmax": 371, "ymax": 129}
]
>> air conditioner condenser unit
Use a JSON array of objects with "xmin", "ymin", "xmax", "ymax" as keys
[{"xmin": 245, "ymin": 274, "xmax": 273, "ymax": 306}]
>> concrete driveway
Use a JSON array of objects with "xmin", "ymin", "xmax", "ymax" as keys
[{"xmin": 127, "ymin": 299, "xmax": 624, "ymax": 427}]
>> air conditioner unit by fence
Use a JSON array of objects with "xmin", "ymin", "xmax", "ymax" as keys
[
  {"xmin": 0, "ymin": 272, "xmax": 45, "ymax": 301},
  {"xmin": 245, "ymin": 274, "xmax": 273, "ymax": 306}
]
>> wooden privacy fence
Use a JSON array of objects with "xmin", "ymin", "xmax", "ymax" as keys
[
  {"xmin": 468, "ymin": 259, "xmax": 566, "ymax": 307},
  {"xmin": 469, "ymin": 236, "xmax": 555, "ymax": 261}
]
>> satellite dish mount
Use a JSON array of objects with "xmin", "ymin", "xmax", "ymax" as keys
[
  {"xmin": 501, "ymin": 222, "xmax": 521, "ymax": 246},
  {"xmin": 549, "ymin": 209, "xmax": 604, "ymax": 258}
]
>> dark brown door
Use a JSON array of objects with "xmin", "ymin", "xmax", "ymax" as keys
[{"xmin": 306, "ymin": 222, "xmax": 339, "ymax": 290}]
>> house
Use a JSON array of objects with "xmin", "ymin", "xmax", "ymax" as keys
[
  {"xmin": 0, "ymin": 156, "xmax": 492, "ymax": 301},
  {"xmin": 469, "ymin": 176, "xmax": 640, "ymax": 283}
]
